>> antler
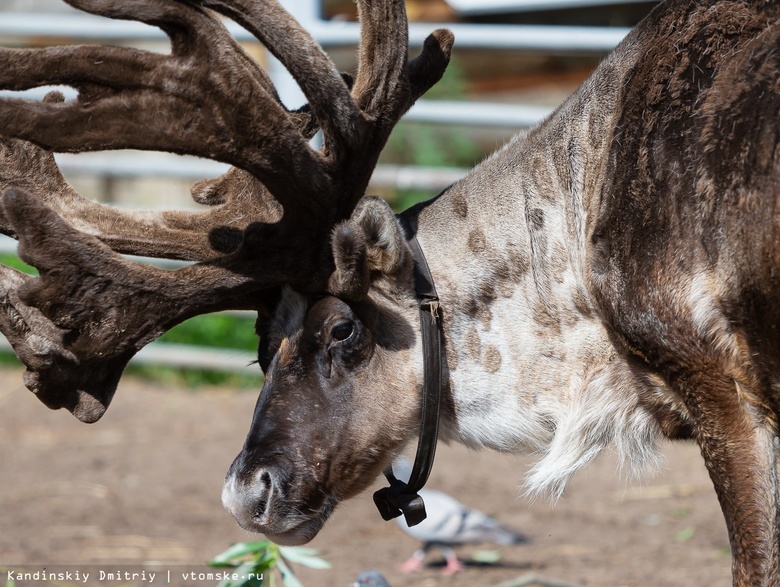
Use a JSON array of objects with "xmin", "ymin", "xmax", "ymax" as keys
[
  {"xmin": 0, "ymin": 0, "xmax": 453, "ymax": 421},
  {"xmin": 0, "ymin": 129, "xmax": 283, "ymax": 260}
]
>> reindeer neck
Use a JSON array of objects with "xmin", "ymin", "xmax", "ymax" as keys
[{"xmin": 406, "ymin": 43, "xmax": 668, "ymax": 496}]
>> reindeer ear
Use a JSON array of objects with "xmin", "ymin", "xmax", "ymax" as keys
[
  {"xmin": 328, "ymin": 196, "xmax": 410, "ymax": 300},
  {"xmin": 328, "ymin": 222, "xmax": 371, "ymax": 301},
  {"xmin": 352, "ymin": 196, "xmax": 409, "ymax": 275}
]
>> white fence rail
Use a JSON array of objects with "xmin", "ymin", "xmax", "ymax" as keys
[
  {"xmin": 0, "ymin": 12, "xmax": 630, "ymax": 51},
  {"xmin": 0, "ymin": 335, "xmax": 260, "ymax": 374}
]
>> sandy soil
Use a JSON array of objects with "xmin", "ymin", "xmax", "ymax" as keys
[{"xmin": 0, "ymin": 366, "xmax": 732, "ymax": 586}]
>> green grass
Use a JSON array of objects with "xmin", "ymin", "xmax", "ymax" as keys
[
  {"xmin": 127, "ymin": 312, "xmax": 262, "ymax": 388},
  {"xmin": 126, "ymin": 362, "xmax": 261, "ymax": 389},
  {"xmin": 0, "ymin": 252, "xmax": 36, "ymax": 275},
  {"xmin": 158, "ymin": 313, "xmax": 258, "ymax": 351},
  {"xmin": 130, "ymin": 305, "xmax": 262, "ymax": 388}
]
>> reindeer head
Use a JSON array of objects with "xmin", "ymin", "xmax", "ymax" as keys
[
  {"xmin": 222, "ymin": 196, "xmax": 430, "ymax": 544},
  {"xmin": 0, "ymin": 0, "xmax": 452, "ymax": 540}
]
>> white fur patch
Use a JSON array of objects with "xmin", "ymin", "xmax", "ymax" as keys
[
  {"xmin": 524, "ymin": 358, "xmax": 665, "ymax": 499},
  {"xmin": 686, "ymin": 271, "xmax": 741, "ymax": 366},
  {"xmin": 443, "ymin": 289, "xmax": 665, "ymax": 499}
]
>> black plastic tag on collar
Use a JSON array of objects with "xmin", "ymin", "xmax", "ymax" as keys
[{"xmin": 372, "ymin": 471, "xmax": 428, "ymax": 527}]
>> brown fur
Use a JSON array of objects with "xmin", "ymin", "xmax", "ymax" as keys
[
  {"xmin": 0, "ymin": 1, "xmax": 778, "ymax": 584},
  {"xmin": 588, "ymin": 1, "xmax": 780, "ymax": 583}
]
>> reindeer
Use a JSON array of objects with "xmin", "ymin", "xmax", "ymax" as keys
[{"xmin": 0, "ymin": 0, "xmax": 778, "ymax": 584}]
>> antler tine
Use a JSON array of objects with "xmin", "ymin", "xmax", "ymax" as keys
[
  {"xmin": 341, "ymin": 0, "xmax": 454, "ymax": 206},
  {"xmin": 406, "ymin": 29, "xmax": 456, "ymax": 108},
  {"xmin": 352, "ymin": 1, "xmax": 454, "ymax": 121},
  {"xmin": 352, "ymin": 0, "xmax": 409, "ymax": 119},
  {"xmin": 193, "ymin": 0, "xmax": 361, "ymax": 161}
]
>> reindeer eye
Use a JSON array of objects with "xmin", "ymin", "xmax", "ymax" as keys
[{"xmin": 331, "ymin": 321, "xmax": 354, "ymax": 342}]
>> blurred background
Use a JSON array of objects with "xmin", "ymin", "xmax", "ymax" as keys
[{"xmin": 0, "ymin": 2, "xmax": 734, "ymax": 586}]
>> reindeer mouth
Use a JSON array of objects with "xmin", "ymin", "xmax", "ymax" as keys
[
  {"xmin": 237, "ymin": 500, "xmax": 337, "ymax": 546},
  {"xmin": 255, "ymin": 505, "xmax": 335, "ymax": 546},
  {"xmin": 222, "ymin": 474, "xmax": 338, "ymax": 545}
]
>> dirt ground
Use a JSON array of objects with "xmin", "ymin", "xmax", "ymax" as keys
[{"xmin": 0, "ymin": 366, "xmax": 733, "ymax": 587}]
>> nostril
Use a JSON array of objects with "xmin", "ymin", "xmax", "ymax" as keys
[
  {"xmin": 260, "ymin": 470, "xmax": 272, "ymax": 487},
  {"xmin": 251, "ymin": 470, "xmax": 273, "ymax": 522},
  {"xmin": 253, "ymin": 497, "xmax": 268, "ymax": 520}
]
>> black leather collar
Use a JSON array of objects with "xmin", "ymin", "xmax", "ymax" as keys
[{"xmin": 372, "ymin": 214, "xmax": 444, "ymax": 527}]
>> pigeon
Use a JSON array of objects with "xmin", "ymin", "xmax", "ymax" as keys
[
  {"xmin": 392, "ymin": 458, "xmax": 529, "ymax": 575},
  {"xmin": 354, "ymin": 570, "xmax": 392, "ymax": 587}
]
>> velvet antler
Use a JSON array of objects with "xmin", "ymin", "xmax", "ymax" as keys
[{"xmin": 0, "ymin": 0, "xmax": 453, "ymax": 421}]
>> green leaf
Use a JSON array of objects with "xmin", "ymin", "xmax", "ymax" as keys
[
  {"xmin": 278, "ymin": 546, "xmax": 321, "ymax": 558},
  {"xmin": 275, "ymin": 557, "xmax": 303, "ymax": 587},
  {"xmin": 278, "ymin": 546, "xmax": 331, "ymax": 570},
  {"xmin": 210, "ymin": 540, "xmax": 331, "ymax": 587},
  {"xmin": 676, "ymin": 526, "xmax": 695, "ymax": 542},
  {"xmin": 470, "ymin": 549, "xmax": 502, "ymax": 564},
  {"xmin": 210, "ymin": 541, "xmax": 274, "ymax": 566}
]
